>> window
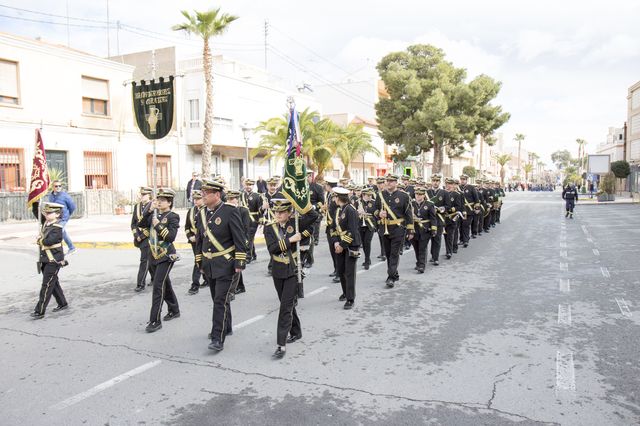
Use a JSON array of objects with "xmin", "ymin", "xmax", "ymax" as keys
[
  {"xmin": 84, "ymin": 151, "xmax": 112, "ymax": 189},
  {"xmin": 188, "ymin": 99, "xmax": 199, "ymax": 128},
  {"xmin": 0, "ymin": 148, "xmax": 24, "ymax": 191},
  {"xmin": 146, "ymin": 155, "xmax": 172, "ymax": 187},
  {"xmin": 0, "ymin": 59, "xmax": 19, "ymax": 105},
  {"xmin": 633, "ymin": 90, "xmax": 640, "ymax": 110},
  {"xmin": 82, "ymin": 76, "xmax": 109, "ymax": 116}
]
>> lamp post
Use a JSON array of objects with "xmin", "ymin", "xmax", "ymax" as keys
[{"xmin": 241, "ymin": 124, "xmax": 252, "ymax": 179}]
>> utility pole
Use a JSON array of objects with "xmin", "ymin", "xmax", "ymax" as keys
[
  {"xmin": 116, "ymin": 21, "xmax": 121, "ymax": 57},
  {"xmin": 106, "ymin": 0, "xmax": 111, "ymax": 57},
  {"xmin": 264, "ymin": 20, "xmax": 269, "ymax": 70},
  {"xmin": 65, "ymin": 0, "xmax": 70, "ymax": 47}
]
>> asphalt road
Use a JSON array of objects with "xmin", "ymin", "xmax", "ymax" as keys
[{"xmin": 1, "ymin": 191, "xmax": 639, "ymax": 425}]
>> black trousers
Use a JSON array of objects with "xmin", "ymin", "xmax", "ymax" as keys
[
  {"xmin": 35, "ymin": 263, "xmax": 66, "ymax": 315},
  {"xmin": 460, "ymin": 214, "xmax": 471, "ymax": 244},
  {"xmin": 382, "ymin": 226, "xmax": 404, "ymax": 280},
  {"xmin": 565, "ymin": 200, "xmax": 575, "ymax": 216},
  {"xmin": 378, "ymin": 227, "xmax": 386, "ymax": 256},
  {"xmin": 136, "ymin": 239, "xmax": 151, "ymax": 287},
  {"xmin": 327, "ymin": 230, "xmax": 337, "ymax": 273},
  {"xmin": 444, "ymin": 222, "xmax": 457, "ymax": 255},
  {"xmin": 483, "ymin": 211, "xmax": 492, "ymax": 231},
  {"xmin": 430, "ymin": 225, "xmax": 444, "ymax": 261},
  {"xmin": 452, "ymin": 220, "xmax": 460, "ymax": 251},
  {"xmin": 472, "ymin": 211, "xmax": 482, "ymax": 235},
  {"xmin": 273, "ymin": 275, "xmax": 301, "ymax": 346},
  {"xmin": 312, "ymin": 215, "xmax": 322, "ymax": 245},
  {"xmin": 148, "ymin": 260, "xmax": 179, "ymax": 323},
  {"xmin": 496, "ymin": 207, "xmax": 501, "ymax": 223},
  {"xmin": 248, "ymin": 222, "xmax": 258, "ymax": 259},
  {"xmin": 208, "ymin": 274, "xmax": 234, "ymax": 343},
  {"xmin": 359, "ymin": 227, "xmax": 374, "ymax": 264},
  {"xmin": 231, "ymin": 271, "xmax": 245, "ymax": 292},
  {"xmin": 411, "ymin": 232, "xmax": 429, "ymax": 268},
  {"xmin": 190, "ymin": 242, "xmax": 202, "ymax": 287},
  {"xmin": 336, "ymin": 251, "xmax": 357, "ymax": 301}
]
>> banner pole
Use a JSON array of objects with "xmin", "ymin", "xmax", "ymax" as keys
[{"xmin": 295, "ymin": 210, "xmax": 301, "ymax": 284}]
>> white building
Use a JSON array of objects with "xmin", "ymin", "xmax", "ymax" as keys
[{"xmin": 596, "ymin": 126, "xmax": 625, "ymax": 162}]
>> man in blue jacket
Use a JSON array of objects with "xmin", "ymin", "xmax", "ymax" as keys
[{"xmin": 48, "ymin": 180, "xmax": 77, "ymax": 255}]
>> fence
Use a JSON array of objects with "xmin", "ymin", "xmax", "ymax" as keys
[{"xmin": 0, "ymin": 189, "xmax": 188, "ymax": 222}]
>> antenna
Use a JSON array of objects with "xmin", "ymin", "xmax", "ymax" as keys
[{"xmin": 264, "ymin": 20, "xmax": 269, "ymax": 70}]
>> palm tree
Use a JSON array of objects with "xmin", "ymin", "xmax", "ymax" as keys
[
  {"xmin": 494, "ymin": 153, "xmax": 512, "ymax": 185},
  {"xmin": 334, "ymin": 124, "xmax": 380, "ymax": 179},
  {"xmin": 514, "ymin": 133, "xmax": 525, "ymax": 179},
  {"xmin": 173, "ymin": 8, "xmax": 238, "ymax": 177},
  {"xmin": 523, "ymin": 163, "xmax": 534, "ymax": 183}
]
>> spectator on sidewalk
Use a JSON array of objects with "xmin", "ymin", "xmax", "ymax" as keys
[
  {"xmin": 186, "ymin": 172, "xmax": 202, "ymax": 205},
  {"xmin": 256, "ymin": 176, "xmax": 267, "ymax": 194},
  {"xmin": 47, "ymin": 180, "xmax": 77, "ymax": 255}
]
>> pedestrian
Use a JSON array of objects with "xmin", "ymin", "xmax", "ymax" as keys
[
  {"xmin": 589, "ymin": 181, "xmax": 594, "ymax": 199},
  {"xmin": 31, "ymin": 202, "xmax": 69, "ymax": 319},
  {"xmin": 376, "ymin": 174, "xmax": 414, "ymax": 287},
  {"xmin": 185, "ymin": 189, "xmax": 204, "ymax": 295},
  {"xmin": 264, "ymin": 199, "xmax": 318, "ymax": 359},
  {"xmin": 195, "ymin": 179, "xmax": 247, "ymax": 352},
  {"xmin": 186, "ymin": 171, "xmax": 202, "ymax": 205},
  {"xmin": 332, "ymin": 187, "xmax": 361, "ymax": 309},
  {"xmin": 47, "ymin": 180, "xmax": 77, "ymax": 255},
  {"xmin": 256, "ymin": 176, "xmax": 267, "ymax": 194},
  {"xmin": 145, "ymin": 188, "xmax": 181, "ymax": 333},
  {"xmin": 131, "ymin": 186, "xmax": 153, "ymax": 292},
  {"xmin": 562, "ymin": 183, "xmax": 579, "ymax": 219}
]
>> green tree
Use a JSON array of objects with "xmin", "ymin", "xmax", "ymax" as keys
[
  {"xmin": 513, "ymin": 133, "xmax": 525, "ymax": 177},
  {"xmin": 333, "ymin": 124, "xmax": 380, "ymax": 179},
  {"xmin": 462, "ymin": 165, "xmax": 477, "ymax": 178},
  {"xmin": 494, "ymin": 154, "xmax": 512, "ymax": 185},
  {"xmin": 523, "ymin": 163, "xmax": 534, "ymax": 182},
  {"xmin": 375, "ymin": 44, "xmax": 508, "ymax": 174},
  {"xmin": 551, "ymin": 149, "xmax": 572, "ymax": 169},
  {"xmin": 173, "ymin": 8, "xmax": 238, "ymax": 177},
  {"xmin": 611, "ymin": 160, "xmax": 631, "ymax": 194}
]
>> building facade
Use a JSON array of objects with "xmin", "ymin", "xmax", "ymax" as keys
[
  {"xmin": 596, "ymin": 126, "xmax": 625, "ymax": 163},
  {"xmin": 627, "ymin": 80, "xmax": 640, "ymax": 194}
]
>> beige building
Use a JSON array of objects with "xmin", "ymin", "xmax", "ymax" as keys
[
  {"xmin": 627, "ymin": 80, "xmax": 640, "ymax": 194},
  {"xmin": 596, "ymin": 126, "xmax": 625, "ymax": 162}
]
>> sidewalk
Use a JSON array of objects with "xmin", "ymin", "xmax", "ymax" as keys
[
  {"xmin": 0, "ymin": 208, "xmax": 265, "ymax": 250},
  {"xmin": 578, "ymin": 197, "xmax": 637, "ymax": 205}
]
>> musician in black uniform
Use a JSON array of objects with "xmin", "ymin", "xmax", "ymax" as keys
[
  {"xmin": 306, "ymin": 171, "xmax": 325, "ymax": 265},
  {"xmin": 404, "ymin": 176, "xmax": 416, "ymax": 199},
  {"xmin": 375, "ymin": 177, "xmax": 387, "ymax": 261},
  {"xmin": 459, "ymin": 174, "xmax": 479, "ymax": 247},
  {"xmin": 226, "ymin": 190, "xmax": 250, "ymax": 295},
  {"xmin": 427, "ymin": 174, "xmax": 449, "ymax": 266},
  {"xmin": 323, "ymin": 177, "xmax": 340, "ymax": 282},
  {"xmin": 366, "ymin": 176, "xmax": 377, "ymax": 191},
  {"xmin": 562, "ymin": 182, "xmax": 578, "ymax": 219},
  {"xmin": 144, "ymin": 188, "xmax": 181, "ymax": 333},
  {"xmin": 357, "ymin": 188, "xmax": 377, "ymax": 270},
  {"xmin": 444, "ymin": 178, "xmax": 464, "ymax": 258},
  {"xmin": 411, "ymin": 187, "xmax": 436, "ymax": 273},
  {"xmin": 264, "ymin": 199, "xmax": 319, "ymax": 359},
  {"xmin": 331, "ymin": 187, "xmax": 361, "ymax": 308},
  {"xmin": 481, "ymin": 179, "xmax": 495, "ymax": 233},
  {"xmin": 131, "ymin": 187, "xmax": 153, "ymax": 292},
  {"xmin": 31, "ymin": 202, "xmax": 69, "ymax": 319},
  {"xmin": 196, "ymin": 180, "xmax": 247, "ymax": 351},
  {"xmin": 494, "ymin": 181, "xmax": 506, "ymax": 223},
  {"xmin": 375, "ymin": 174, "xmax": 414, "ymax": 287},
  {"xmin": 263, "ymin": 178, "xmax": 282, "ymax": 276},
  {"xmin": 186, "ymin": 190, "xmax": 204, "ymax": 295},
  {"xmin": 241, "ymin": 179, "xmax": 262, "ymax": 263}
]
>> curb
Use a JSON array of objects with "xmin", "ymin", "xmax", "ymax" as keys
[
  {"xmin": 579, "ymin": 200, "xmax": 638, "ymax": 205},
  {"xmin": 74, "ymin": 236, "xmax": 266, "ymax": 250}
]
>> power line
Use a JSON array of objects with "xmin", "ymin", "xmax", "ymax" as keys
[
  {"xmin": 0, "ymin": 12, "xmax": 109, "ymax": 29},
  {"xmin": 0, "ymin": 3, "xmax": 108, "ymax": 23}
]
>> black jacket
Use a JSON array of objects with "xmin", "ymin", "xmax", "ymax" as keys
[
  {"xmin": 38, "ymin": 220, "xmax": 64, "ymax": 264},
  {"xmin": 412, "ymin": 200, "xmax": 437, "ymax": 239},
  {"xmin": 145, "ymin": 210, "xmax": 180, "ymax": 265},
  {"xmin": 375, "ymin": 189, "xmax": 414, "ymax": 232},
  {"xmin": 427, "ymin": 187, "xmax": 451, "ymax": 227},
  {"xmin": 131, "ymin": 201, "xmax": 152, "ymax": 247},
  {"xmin": 331, "ymin": 203, "xmax": 361, "ymax": 250},
  {"xmin": 186, "ymin": 179, "xmax": 202, "ymax": 201}
]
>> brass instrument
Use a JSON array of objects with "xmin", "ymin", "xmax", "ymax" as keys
[
  {"xmin": 357, "ymin": 199, "xmax": 366, "ymax": 227},
  {"xmin": 379, "ymin": 192, "xmax": 391, "ymax": 235}
]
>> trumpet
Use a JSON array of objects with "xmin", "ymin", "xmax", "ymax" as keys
[{"xmin": 383, "ymin": 217, "xmax": 389, "ymax": 235}]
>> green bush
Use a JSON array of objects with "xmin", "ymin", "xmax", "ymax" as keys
[
  {"xmin": 600, "ymin": 173, "xmax": 616, "ymax": 194},
  {"xmin": 462, "ymin": 165, "xmax": 477, "ymax": 178},
  {"xmin": 610, "ymin": 161, "xmax": 630, "ymax": 179}
]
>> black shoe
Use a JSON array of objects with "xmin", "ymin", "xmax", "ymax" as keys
[
  {"xmin": 329, "ymin": 271, "xmax": 337, "ymax": 277},
  {"xmin": 199, "ymin": 281, "xmax": 209, "ymax": 288},
  {"xmin": 471, "ymin": 235, "xmax": 477, "ymax": 239},
  {"xmin": 417, "ymin": 267, "xmax": 424, "ymax": 274},
  {"xmin": 273, "ymin": 347, "xmax": 286, "ymax": 359},
  {"xmin": 146, "ymin": 322, "xmax": 162, "ymax": 333},
  {"xmin": 226, "ymin": 330, "xmax": 233, "ymax": 336},
  {"xmin": 429, "ymin": 258, "xmax": 435, "ymax": 263},
  {"xmin": 286, "ymin": 334, "xmax": 302, "ymax": 344},
  {"xmin": 30, "ymin": 311, "xmax": 44, "ymax": 319},
  {"xmin": 52, "ymin": 304, "xmax": 68, "ymax": 312},
  {"xmin": 364, "ymin": 263, "xmax": 370, "ymax": 270},
  {"xmin": 463, "ymin": 243, "xmax": 468, "ymax": 248},
  {"xmin": 208, "ymin": 332, "xmax": 212, "ymax": 339},
  {"xmin": 339, "ymin": 294, "xmax": 346, "ymax": 301},
  {"xmin": 332, "ymin": 276, "xmax": 340, "ymax": 283},
  {"xmin": 414, "ymin": 265, "xmax": 419, "ymax": 270},
  {"xmin": 188, "ymin": 286, "xmax": 199, "ymax": 295},
  {"xmin": 163, "ymin": 311, "xmax": 180, "ymax": 321},
  {"xmin": 453, "ymin": 249, "xmax": 458, "ymax": 254},
  {"xmin": 446, "ymin": 254, "xmax": 452, "ymax": 259},
  {"xmin": 134, "ymin": 285, "xmax": 145, "ymax": 292},
  {"xmin": 344, "ymin": 300, "xmax": 354, "ymax": 310},
  {"xmin": 433, "ymin": 260, "xmax": 439, "ymax": 266},
  {"xmin": 230, "ymin": 294, "xmax": 235, "ymax": 301},
  {"xmin": 267, "ymin": 270, "xmax": 272, "ymax": 277},
  {"xmin": 208, "ymin": 340, "xmax": 224, "ymax": 351},
  {"xmin": 246, "ymin": 259, "xmax": 252, "ymax": 265},
  {"xmin": 234, "ymin": 288, "xmax": 246, "ymax": 294},
  {"xmin": 377, "ymin": 254, "xmax": 385, "ymax": 260},
  {"xmin": 385, "ymin": 278, "xmax": 394, "ymax": 288}
]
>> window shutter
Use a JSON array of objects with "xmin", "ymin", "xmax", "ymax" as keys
[
  {"xmin": 0, "ymin": 60, "xmax": 19, "ymax": 98},
  {"xmin": 82, "ymin": 76, "xmax": 109, "ymax": 100}
]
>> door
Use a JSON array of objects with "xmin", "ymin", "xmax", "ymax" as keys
[
  {"xmin": 230, "ymin": 159, "xmax": 244, "ymax": 190},
  {"xmin": 46, "ymin": 150, "xmax": 68, "ymax": 184}
]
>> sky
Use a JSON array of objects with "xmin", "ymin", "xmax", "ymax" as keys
[{"xmin": 1, "ymin": 0, "xmax": 639, "ymax": 165}]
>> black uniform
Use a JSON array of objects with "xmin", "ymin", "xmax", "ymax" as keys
[
  {"xmin": 445, "ymin": 190, "xmax": 464, "ymax": 256},
  {"xmin": 195, "ymin": 202, "xmax": 247, "ymax": 347},
  {"xmin": 357, "ymin": 198, "xmax": 377, "ymax": 267},
  {"xmin": 411, "ymin": 199, "xmax": 436, "ymax": 271},
  {"xmin": 331, "ymin": 203, "xmax": 362, "ymax": 302},
  {"xmin": 459, "ymin": 183, "xmax": 480, "ymax": 244},
  {"xmin": 427, "ymin": 187, "xmax": 450, "ymax": 262},
  {"xmin": 305, "ymin": 181, "xmax": 325, "ymax": 266},
  {"xmin": 263, "ymin": 191, "xmax": 282, "ymax": 275},
  {"xmin": 241, "ymin": 190, "xmax": 262, "ymax": 261},
  {"xmin": 146, "ymin": 209, "xmax": 181, "ymax": 325},
  {"xmin": 264, "ymin": 209, "xmax": 319, "ymax": 347},
  {"xmin": 325, "ymin": 192, "xmax": 339, "ymax": 275},
  {"xmin": 34, "ymin": 220, "xmax": 67, "ymax": 316},
  {"xmin": 562, "ymin": 185, "xmax": 578, "ymax": 218},
  {"xmin": 131, "ymin": 201, "xmax": 153, "ymax": 290},
  {"xmin": 185, "ymin": 204, "xmax": 203, "ymax": 291},
  {"xmin": 495, "ymin": 186, "xmax": 506, "ymax": 223},
  {"xmin": 375, "ymin": 189, "xmax": 414, "ymax": 283},
  {"xmin": 233, "ymin": 204, "xmax": 252, "ymax": 293},
  {"xmin": 482, "ymin": 187, "xmax": 495, "ymax": 231}
]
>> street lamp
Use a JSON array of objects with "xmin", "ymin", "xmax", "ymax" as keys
[{"xmin": 241, "ymin": 124, "xmax": 252, "ymax": 179}]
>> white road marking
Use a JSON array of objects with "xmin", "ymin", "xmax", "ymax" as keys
[
  {"xmin": 581, "ymin": 225, "xmax": 588, "ymax": 235},
  {"xmin": 556, "ymin": 350, "xmax": 576, "ymax": 391},
  {"xmin": 615, "ymin": 298, "xmax": 632, "ymax": 317},
  {"xmin": 50, "ymin": 360, "xmax": 161, "ymax": 410},
  {"xmin": 357, "ymin": 261, "xmax": 385, "ymax": 274},
  {"xmin": 306, "ymin": 286, "xmax": 329, "ymax": 297},
  {"xmin": 559, "ymin": 279, "xmax": 570, "ymax": 293},
  {"xmin": 587, "ymin": 238, "xmax": 594, "ymax": 244},
  {"xmin": 592, "ymin": 249, "xmax": 600, "ymax": 256},
  {"xmin": 235, "ymin": 315, "xmax": 266, "ymax": 329},
  {"xmin": 560, "ymin": 262, "xmax": 568, "ymax": 272},
  {"xmin": 560, "ymin": 242, "xmax": 567, "ymax": 248},
  {"xmin": 601, "ymin": 267, "xmax": 610, "ymax": 278},
  {"xmin": 558, "ymin": 304, "xmax": 572, "ymax": 325},
  {"xmin": 560, "ymin": 250, "xmax": 567, "ymax": 258}
]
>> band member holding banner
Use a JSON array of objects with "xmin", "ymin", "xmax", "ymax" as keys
[
  {"xmin": 185, "ymin": 190, "xmax": 204, "ymax": 295},
  {"xmin": 131, "ymin": 187, "xmax": 154, "ymax": 292},
  {"xmin": 31, "ymin": 202, "xmax": 69, "ymax": 319},
  {"xmin": 195, "ymin": 179, "xmax": 247, "ymax": 352},
  {"xmin": 144, "ymin": 189, "xmax": 181, "ymax": 333},
  {"xmin": 411, "ymin": 187, "xmax": 436, "ymax": 273},
  {"xmin": 332, "ymin": 187, "xmax": 361, "ymax": 309},
  {"xmin": 357, "ymin": 188, "xmax": 377, "ymax": 270},
  {"xmin": 375, "ymin": 174, "xmax": 414, "ymax": 288}
]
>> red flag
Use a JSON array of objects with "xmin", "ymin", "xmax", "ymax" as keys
[{"xmin": 27, "ymin": 129, "xmax": 50, "ymax": 208}]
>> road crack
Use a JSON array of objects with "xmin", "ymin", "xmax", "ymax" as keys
[{"xmin": 488, "ymin": 364, "xmax": 517, "ymax": 409}]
